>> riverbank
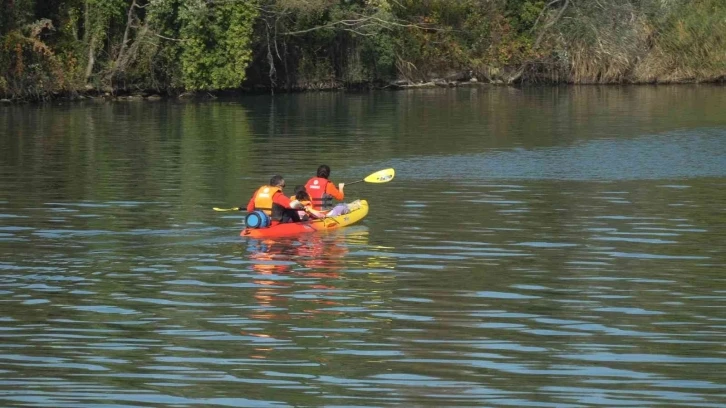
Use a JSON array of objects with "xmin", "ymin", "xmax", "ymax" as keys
[{"xmin": 3, "ymin": 76, "xmax": 726, "ymax": 105}]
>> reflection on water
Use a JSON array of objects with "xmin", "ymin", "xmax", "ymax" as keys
[
  {"xmin": 246, "ymin": 232, "xmax": 358, "ymax": 322},
  {"xmin": 1, "ymin": 87, "xmax": 725, "ymax": 407}
]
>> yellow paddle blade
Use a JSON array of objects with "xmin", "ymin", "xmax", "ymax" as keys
[
  {"xmin": 213, "ymin": 207, "xmax": 240, "ymax": 212},
  {"xmin": 363, "ymin": 168, "xmax": 395, "ymax": 183}
]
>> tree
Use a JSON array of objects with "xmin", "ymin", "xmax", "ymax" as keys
[{"xmin": 177, "ymin": 0, "xmax": 258, "ymax": 91}]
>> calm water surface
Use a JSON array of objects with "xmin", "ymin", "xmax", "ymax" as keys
[{"xmin": 1, "ymin": 86, "xmax": 726, "ymax": 407}]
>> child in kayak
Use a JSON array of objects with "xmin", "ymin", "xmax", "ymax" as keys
[
  {"xmin": 294, "ymin": 185, "xmax": 359, "ymax": 219},
  {"xmin": 291, "ymin": 185, "xmax": 326, "ymax": 220}
]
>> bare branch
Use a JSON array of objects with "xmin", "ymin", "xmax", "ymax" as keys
[
  {"xmin": 530, "ymin": 0, "xmax": 563, "ymax": 33},
  {"xmin": 153, "ymin": 32, "xmax": 185, "ymax": 42},
  {"xmin": 534, "ymin": 0, "xmax": 570, "ymax": 49},
  {"xmin": 280, "ymin": 12, "xmax": 448, "ymax": 36}
]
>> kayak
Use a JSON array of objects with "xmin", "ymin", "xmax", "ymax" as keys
[{"xmin": 240, "ymin": 200, "xmax": 369, "ymax": 238}]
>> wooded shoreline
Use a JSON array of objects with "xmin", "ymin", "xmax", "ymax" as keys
[
  {"xmin": 3, "ymin": 0, "xmax": 725, "ymax": 102},
  {"xmin": 3, "ymin": 78, "xmax": 725, "ymax": 105}
]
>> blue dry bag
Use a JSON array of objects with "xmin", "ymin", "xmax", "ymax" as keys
[{"xmin": 245, "ymin": 210, "xmax": 271, "ymax": 229}]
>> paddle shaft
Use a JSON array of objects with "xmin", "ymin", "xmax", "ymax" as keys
[{"xmin": 213, "ymin": 207, "xmax": 243, "ymax": 212}]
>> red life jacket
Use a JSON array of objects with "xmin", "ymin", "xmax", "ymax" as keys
[{"xmin": 305, "ymin": 177, "xmax": 333, "ymax": 210}]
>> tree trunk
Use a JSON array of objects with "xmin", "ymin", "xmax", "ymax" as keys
[
  {"xmin": 110, "ymin": 0, "xmax": 137, "ymax": 78},
  {"xmin": 85, "ymin": 36, "xmax": 96, "ymax": 81},
  {"xmin": 83, "ymin": 0, "xmax": 95, "ymax": 82}
]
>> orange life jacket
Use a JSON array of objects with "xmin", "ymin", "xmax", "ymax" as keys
[
  {"xmin": 253, "ymin": 185, "xmax": 283, "ymax": 218},
  {"xmin": 289, "ymin": 195, "xmax": 312, "ymax": 218},
  {"xmin": 288, "ymin": 195, "xmax": 312, "ymax": 207},
  {"xmin": 305, "ymin": 177, "xmax": 333, "ymax": 210}
]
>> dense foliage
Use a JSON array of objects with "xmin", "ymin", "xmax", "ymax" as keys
[{"xmin": 1, "ymin": 0, "xmax": 725, "ymax": 99}]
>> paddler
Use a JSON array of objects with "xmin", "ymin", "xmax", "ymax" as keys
[
  {"xmin": 246, "ymin": 175, "xmax": 304, "ymax": 224},
  {"xmin": 304, "ymin": 164, "xmax": 345, "ymax": 211}
]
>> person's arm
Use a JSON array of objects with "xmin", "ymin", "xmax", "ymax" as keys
[
  {"xmin": 272, "ymin": 191, "xmax": 295, "ymax": 208},
  {"xmin": 304, "ymin": 206, "xmax": 327, "ymax": 219},
  {"xmin": 246, "ymin": 193, "xmax": 256, "ymax": 212},
  {"xmin": 326, "ymin": 181, "xmax": 344, "ymax": 201}
]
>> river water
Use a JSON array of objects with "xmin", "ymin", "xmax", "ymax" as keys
[{"xmin": 1, "ymin": 86, "xmax": 725, "ymax": 407}]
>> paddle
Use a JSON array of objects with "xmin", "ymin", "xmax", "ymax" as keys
[
  {"xmin": 213, "ymin": 168, "xmax": 395, "ymax": 212},
  {"xmin": 213, "ymin": 206, "xmax": 241, "ymax": 212},
  {"xmin": 345, "ymin": 168, "xmax": 395, "ymax": 186}
]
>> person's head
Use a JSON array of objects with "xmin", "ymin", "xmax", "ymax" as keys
[
  {"xmin": 316, "ymin": 164, "xmax": 331, "ymax": 179},
  {"xmin": 269, "ymin": 175, "xmax": 285, "ymax": 188},
  {"xmin": 294, "ymin": 185, "xmax": 310, "ymax": 201}
]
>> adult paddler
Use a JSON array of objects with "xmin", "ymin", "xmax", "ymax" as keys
[
  {"xmin": 304, "ymin": 164, "xmax": 344, "ymax": 211},
  {"xmin": 246, "ymin": 175, "xmax": 303, "ymax": 223}
]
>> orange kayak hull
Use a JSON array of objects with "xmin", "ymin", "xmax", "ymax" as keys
[{"xmin": 240, "ymin": 200, "xmax": 369, "ymax": 238}]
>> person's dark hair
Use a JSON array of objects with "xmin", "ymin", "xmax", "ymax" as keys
[
  {"xmin": 295, "ymin": 189, "xmax": 310, "ymax": 201},
  {"xmin": 269, "ymin": 175, "xmax": 285, "ymax": 187},
  {"xmin": 293, "ymin": 185, "xmax": 306, "ymax": 195},
  {"xmin": 316, "ymin": 164, "xmax": 330, "ymax": 179}
]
